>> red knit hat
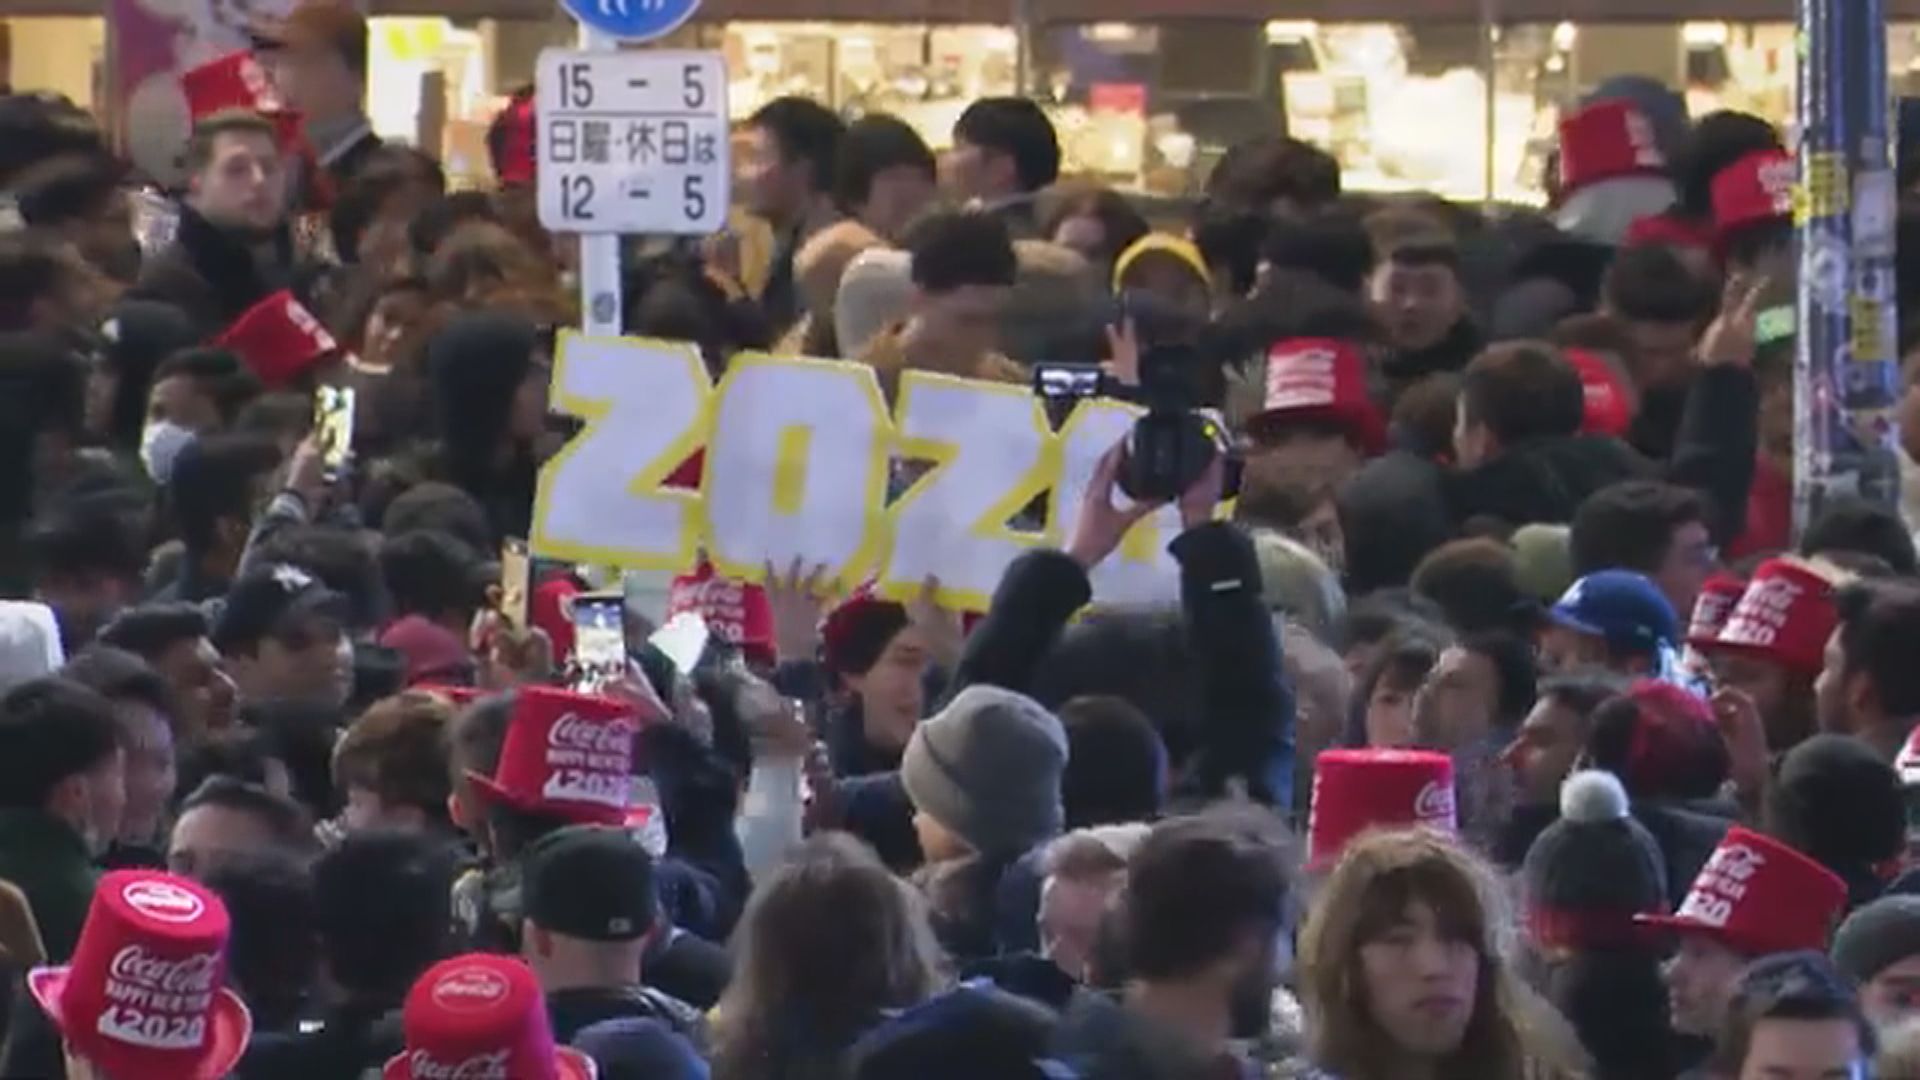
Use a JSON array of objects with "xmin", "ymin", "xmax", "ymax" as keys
[
  {"xmin": 29, "ymin": 872, "xmax": 253, "ymax": 1080},
  {"xmin": 820, "ymin": 583, "xmax": 911, "ymax": 678},
  {"xmin": 1252, "ymin": 337, "xmax": 1386, "ymax": 454},
  {"xmin": 1711, "ymin": 558, "xmax": 1841, "ymax": 675},
  {"xmin": 1711, "ymin": 149, "xmax": 1796, "ymax": 238},
  {"xmin": 212, "ymin": 290, "xmax": 340, "ymax": 389},
  {"xmin": 469, "ymin": 686, "xmax": 642, "ymax": 826},
  {"xmin": 666, "ymin": 560, "xmax": 775, "ymax": 665},
  {"xmin": 384, "ymin": 955, "xmax": 594, "ymax": 1080},
  {"xmin": 1557, "ymin": 99, "xmax": 1666, "ymax": 197},
  {"xmin": 1636, "ymin": 825, "xmax": 1847, "ymax": 955},
  {"xmin": 1307, "ymin": 749, "xmax": 1456, "ymax": 868},
  {"xmin": 1563, "ymin": 347, "xmax": 1634, "ymax": 438},
  {"xmin": 1687, "ymin": 573, "xmax": 1749, "ymax": 649}
]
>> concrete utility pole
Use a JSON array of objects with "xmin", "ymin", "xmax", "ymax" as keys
[{"xmin": 1793, "ymin": 0, "xmax": 1903, "ymax": 535}]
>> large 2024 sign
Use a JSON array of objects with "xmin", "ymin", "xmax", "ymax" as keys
[{"xmin": 531, "ymin": 333, "xmax": 1197, "ymax": 612}]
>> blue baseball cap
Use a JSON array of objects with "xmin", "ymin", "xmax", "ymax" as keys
[{"xmin": 1548, "ymin": 570, "xmax": 1679, "ymax": 655}]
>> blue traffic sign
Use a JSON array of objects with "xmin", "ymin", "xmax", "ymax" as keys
[{"xmin": 560, "ymin": 0, "xmax": 702, "ymax": 43}]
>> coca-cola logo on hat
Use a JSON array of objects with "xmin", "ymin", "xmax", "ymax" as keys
[
  {"xmin": 548, "ymin": 712, "xmax": 635, "ymax": 756},
  {"xmin": 108, "ymin": 946, "xmax": 218, "ymax": 996},
  {"xmin": 122, "ymin": 880, "xmax": 206, "ymax": 925},
  {"xmin": 1415, "ymin": 780, "xmax": 1456, "ymax": 828},
  {"xmin": 429, "ymin": 965, "xmax": 510, "ymax": 1014},
  {"xmin": 407, "ymin": 1048, "xmax": 511, "ymax": 1080}
]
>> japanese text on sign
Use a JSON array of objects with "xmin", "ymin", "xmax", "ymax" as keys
[{"xmin": 536, "ymin": 49, "xmax": 730, "ymax": 236}]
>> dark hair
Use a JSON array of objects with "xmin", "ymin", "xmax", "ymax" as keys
[
  {"xmin": 1042, "ymin": 182, "xmax": 1152, "ymax": 268},
  {"xmin": 1262, "ymin": 208, "xmax": 1376, "ymax": 294},
  {"xmin": 1602, "ymin": 244, "xmax": 1718, "ymax": 325},
  {"xmin": 1345, "ymin": 628, "xmax": 1449, "ymax": 747},
  {"xmin": 61, "ymin": 646, "xmax": 172, "ymax": 717},
  {"xmin": 185, "ymin": 109, "xmax": 280, "ymax": 174},
  {"xmin": 201, "ymin": 849, "xmax": 318, "ymax": 1032},
  {"xmin": 250, "ymin": 524, "xmax": 389, "ymax": 630},
  {"xmin": 447, "ymin": 693, "xmax": 513, "ymax": 790},
  {"xmin": 312, "ymin": 830, "xmax": 454, "ymax": 997},
  {"xmin": 232, "ymin": 392, "xmax": 315, "ymax": 447},
  {"xmin": 1189, "ymin": 203, "xmax": 1267, "ymax": 297},
  {"xmin": 1410, "ymin": 539, "xmax": 1531, "ymax": 638},
  {"xmin": 175, "ymin": 731, "xmax": 285, "ymax": 804},
  {"xmin": 25, "ymin": 501, "xmax": 148, "ymax": 587},
  {"xmin": 153, "ymin": 347, "xmax": 262, "ymax": 426},
  {"xmin": 1459, "ymin": 342, "xmax": 1586, "ymax": 447},
  {"xmin": 1710, "ymin": 952, "xmax": 1874, "ymax": 1076},
  {"xmin": 1204, "ymin": 135, "xmax": 1342, "ymax": 214},
  {"xmin": 1343, "ymin": 589, "xmax": 1448, "ymax": 655},
  {"xmin": 1124, "ymin": 809, "xmax": 1291, "ymax": 980},
  {"xmin": 0, "ymin": 93, "xmax": 107, "ymax": 188},
  {"xmin": 377, "ymin": 481, "xmax": 494, "ymax": 556},
  {"xmin": 1835, "ymin": 580, "xmax": 1920, "ymax": 719},
  {"xmin": 953, "ymin": 97, "xmax": 1060, "ymax": 193},
  {"xmin": 379, "ymin": 530, "xmax": 483, "ymax": 622},
  {"xmin": 835, "ymin": 113, "xmax": 936, "ymax": 212},
  {"xmin": 407, "ymin": 191, "xmax": 500, "ymax": 260},
  {"xmin": 177, "ymin": 775, "xmax": 313, "ymax": 849},
  {"xmin": 1537, "ymin": 672, "xmax": 1630, "ymax": 722},
  {"xmin": 165, "ymin": 433, "xmax": 281, "ymax": 553},
  {"xmin": 1801, "ymin": 497, "xmax": 1919, "ymax": 576},
  {"xmin": 0, "ymin": 230, "xmax": 85, "ymax": 332},
  {"xmin": 1372, "ymin": 374, "xmax": 1452, "ymax": 462},
  {"xmin": 240, "ymin": 700, "xmax": 344, "ymax": 818},
  {"xmin": 100, "ymin": 603, "xmax": 210, "ymax": 661},
  {"xmin": 1676, "ymin": 110, "xmax": 1785, "ymax": 219},
  {"xmin": 330, "ymin": 149, "xmax": 443, "ymax": 264},
  {"xmin": 1058, "ymin": 695, "xmax": 1166, "ymax": 829},
  {"xmin": 0, "ymin": 677, "xmax": 124, "ymax": 809},
  {"xmin": 1570, "ymin": 481, "xmax": 1709, "ymax": 578},
  {"xmin": 332, "ymin": 692, "xmax": 454, "ymax": 828},
  {"xmin": 748, "ymin": 96, "xmax": 845, "ymax": 196},
  {"xmin": 906, "ymin": 210, "xmax": 1016, "ymax": 293},
  {"xmin": 1032, "ymin": 609, "xmax": 1203, "ymax": 771},
  {"xmin": 12, "ymin": 153, "xmax": 122, "ymax": 228},
  {"xmin": 1461, "ymin": 631, "xmax": 1540, "ymax": 728}
]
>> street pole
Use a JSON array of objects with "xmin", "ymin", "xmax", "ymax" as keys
[
  {"xmin": 1792, "ymin": 0, "xmax": 1902, "ymax": 536},
  {"xmin": 578, "ymin": 23, "xmax": 624, "ymax": 339}
]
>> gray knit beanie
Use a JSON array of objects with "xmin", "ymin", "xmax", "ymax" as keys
[
  {"xmin": 1832, "ymin": 895, "xmax": 1920, "ymax": 985},
  {"xmin": 901, "ymin": 685, "xmax": 1068, "ymax": 857}
]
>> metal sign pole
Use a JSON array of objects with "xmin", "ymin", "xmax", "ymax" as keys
[
  {"xmin": 578, "ymin": 24, "xmax": 624, "ymax": 339},
  {"xmin": 1792, "ymin": 0, "xmax": 1902, "ymax": 536}
]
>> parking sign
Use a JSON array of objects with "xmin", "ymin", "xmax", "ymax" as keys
[{"xmin": 535, "ymin": 49, "xmax": 730, "ymax": 236}]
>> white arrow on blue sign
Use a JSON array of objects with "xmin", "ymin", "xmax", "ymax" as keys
[{"xmin": 560, "ymin": 0, "xmax": 702, "ymax": 44}]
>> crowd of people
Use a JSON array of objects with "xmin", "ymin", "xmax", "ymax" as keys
[{"xmin": 5, "ymin": 1, "xmax": 1920, "ymax": 1077}]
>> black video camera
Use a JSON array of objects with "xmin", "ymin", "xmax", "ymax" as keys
[{"xmin": 1032, "ymin": 339, "xmax": 1236, "ymax": 505}]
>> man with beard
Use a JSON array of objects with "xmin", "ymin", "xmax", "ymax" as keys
[
  {"xmin": 1053, "ymin": 807, "xmax": 1292, "ymax": 1079},
  {"xmin": 134, "ymin": 110, "xmax": 294, "ymax": 337}
]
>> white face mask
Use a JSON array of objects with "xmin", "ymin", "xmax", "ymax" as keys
[{"xmin": 140, "ymin": 420, "xmax": 196, "ymax": 484}]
